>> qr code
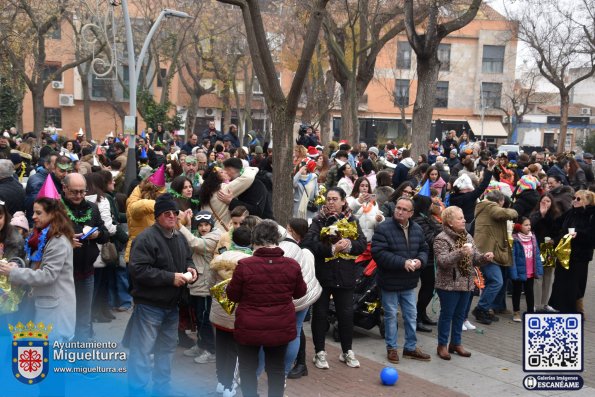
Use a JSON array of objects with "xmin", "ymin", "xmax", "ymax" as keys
[{"xmin": 523, "ymin": 313, "xmax": 583, "ymax": 372}]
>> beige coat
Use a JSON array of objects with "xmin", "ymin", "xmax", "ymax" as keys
[
  {"xmin": 202, "ymin": 166, "xmax": 258, "ymax": 230},
  {"xmin": 473, "ymin": 200, "xmax": 518, "ymax": 266},
  {"xmin": 179, "ymin": 225, "xmax": 221, "ymax": 296}
]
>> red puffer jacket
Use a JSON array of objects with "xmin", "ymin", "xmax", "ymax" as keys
[{"xmin": 227, "ymin": 246, "xmax": 307, "ymax": 346}]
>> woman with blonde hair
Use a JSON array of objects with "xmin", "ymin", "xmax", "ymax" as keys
[{"xmin": 433, "ymin": 206, "xmax": 493, "ymax": 360}]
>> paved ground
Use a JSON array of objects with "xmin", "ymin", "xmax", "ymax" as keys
[{"xmin": 89, "ymin": 259, "xmax": 594, "ymax": 396}]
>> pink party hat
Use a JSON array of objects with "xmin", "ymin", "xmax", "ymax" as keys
[
  {"xmin": 147, "ymin": 164, "xmax": 165, "ymax": 187},
  {"xmin": 96, "ymin": 145, "xmax": 103, "ymax": 155},
  {"xmin": 37, "ymin": 174, "xmax": 61, "ymax": 200}
]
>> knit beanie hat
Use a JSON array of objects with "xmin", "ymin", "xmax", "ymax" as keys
[
  {"xmin": 10, "ymin": 211, "xmax": 29, "ymax": 233},
  {"xmin": 517, "ymin": 175, "xmax": 538, "ymax": 192},
  {"xmin": 193, "ymin": 210, "xmax": 215, "ymax": 229},
  {"xmin": 154, "ymin": 193, "xmax": 179, "ymax": 218}
]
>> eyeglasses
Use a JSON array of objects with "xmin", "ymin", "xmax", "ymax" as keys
[
  {"xmin": 573, "ymin": 196, "xmax": 581, "ymax": 202},
  {"xmin": 395, "ymin": 206, "xmax": 412, "ymax": 213},
  {"xmin": 195, "ymin": 214, "xmax": 212, "ymax": 221},
  {"xmin": 67, "ymin": 188, "xmax": 87, "ymax": 196},
  {"xmin": 161, "ymin": 210, "xmax": 178, "ymax": 217}
]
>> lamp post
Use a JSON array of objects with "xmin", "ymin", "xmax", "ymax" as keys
[{"xmin": 120, "ymin": 0, "xmax": 190, "ymax": 190}]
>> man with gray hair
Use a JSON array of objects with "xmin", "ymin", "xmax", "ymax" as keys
[
  {"xmin": 0, "ymin": 159, "xmax": 25, "ymax": 215},
  {"xmin": 472, "ymin": 190, "xmax": 518, "ymax": 324},
  {"xmin": 62, "ymin": 173, "xmax": 109, "ymax": 341}
]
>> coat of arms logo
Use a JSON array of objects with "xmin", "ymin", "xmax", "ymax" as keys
[{"xmin": 9, "ymin": 321, "xmax": 52, "ymax": 385}]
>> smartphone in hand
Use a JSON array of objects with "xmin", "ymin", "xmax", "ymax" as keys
[{"xmin": 79, "ymin": 227, "xmax": 98, "ymax": 240}]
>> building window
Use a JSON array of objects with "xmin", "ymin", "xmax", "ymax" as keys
[
  {"xmin": 157, "ymin": 68, "xmax": 167, "ymax": 88},
  {"xmin": 44, "ymin": 108, "xmax": 62, "ymax": 128},
  {"xmin": 482, "ymin": 45, "xmax": 505, "ymax": 73},
  {"xmin": 394, "ymin": 79, "xmax": 409, "ymax": 107},
  {"xmin": 42, "ymin": 64, "xmax": 62, "ymax": 82},
  {"xmin": 252, "ymin": 78, "xmax": 263, "ymax": 94},
  {"xmin": 438, "ymin": 44, "xmax": 451, "ymax": 71},
  {"xmin": 91, "ymin": 74, "xmax": 110, "ymax": 98},
  {"xmin": 397, "ymin": 41, "xmax": 411, "ymax": 69},
  {"xmin": 47, "ymin": 22, "xmax": 61, "ymax": 40},
  {"xmin": 481, "ymin": 82, "xmax": 502, "ymax": 108},
  {"xmin": 435, "ymin": 81, "xmax": 449, "ymax": 108}
]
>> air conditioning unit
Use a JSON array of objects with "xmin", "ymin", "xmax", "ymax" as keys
[
  {"xmin": 502, "ymin": 115, "xmax": 510, "ymax": 123},
  {"xmin": 580, "ymin": 107, "xmax": 591, "ymax": 115},
  {"xmin": 52, "ymin": 81, "xmax": 64, "ymax": 89},
  {"xmin": 59, "ymin": 94, "xmax": 74, "ymax": 107},
  {"xmin": 205, "ymin": 108, "xmax": 214, "ymax": 116}
]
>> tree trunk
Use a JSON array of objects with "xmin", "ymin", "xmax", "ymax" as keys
[
  {"xmin": 320, "ymin": 113, "xmax": 331, "ymax": 146},
  {"xmin": 557, "ymin": 92, "xmax": 570, "ymax": 153},
  {"xmin": 340, "ymin": 77, "xmax": 359, "ymax": 145},
  {"xmin": 270, "ymin": 105, "xmax": 295, "ymax": 226},
  {"xmin": 410, "ymin": 54, "xmax": 440, "ymax": 157},
  {"xmin": 81, "ymin": 70, "xmax": 92, "ymax": 141},
  {"xmin": 32, "ymin": 87, "xmax": 45, "ymax": 139}
]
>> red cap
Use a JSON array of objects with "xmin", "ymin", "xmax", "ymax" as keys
[
  {"xmin": 307, "ymin": 160, "xmax": 317, "ymax": 173},
  {"xmin": 307, "ymin": 146, "xmax": 319, "ymax": 158}
]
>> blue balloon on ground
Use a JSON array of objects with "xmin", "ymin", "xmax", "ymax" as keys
[{"xmin": 380, "ymin": 366, "xmax": 399, "ymax": 386}]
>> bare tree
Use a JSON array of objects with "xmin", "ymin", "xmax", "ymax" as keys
[
  {"xmin": 0, "ymin": 0, "xmax": 98, "ymax": 135},
  {"xmin": 496, "ymin": 71, "xmax": 538, "ymax": 139},
  {"xmin": 404, "ymin": 0, "xmax": 481, "ymax": 157},
  {"xmin": 513, "ymin": 0, "xmax": 595, "ymax": 152},
  {"xmin": 323, "ymin": 1, "xmax": 418, "ymax": 144},
  {"xmin": 217, "ymin": 0, "xmax": 329, "ymax": 226}
]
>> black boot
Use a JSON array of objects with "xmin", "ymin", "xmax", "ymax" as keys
[
  {"xmin": 472, "ymin": 307, "xmax": 492, "ymax": 325},
  {"xmin": 416, "ymin": 322, "xmax": 432, "ymax": 332},
  {"xmin": 287, "ymin": 363, "xmax": 308, "ymax": 379},
  {"xmin": 178, "ymin": 330, "xmax": 195, "ymax": 348},
  {"xmin": 419, "ymin": 312, "xmax": 437, "ymax": 326}
]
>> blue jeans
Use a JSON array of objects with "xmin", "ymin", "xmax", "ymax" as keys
[
  {"xmin": 492, "ymin": 266, "xmax": 509, "ymax": 311},
  {"xmin": 437, "ymin": 289, "xmax": 471, "ymax": 346},
  {"xmin": 191, "ymin": 295, "xmax": 215, "ymax": 353},
  {"xmin": 256, "ymin": 308, "xmax": 308, "ymax": 377},
  {"xmin": 127, "ymin": 304, "xmax": 179, "ymax": 395},
  {"xmin": 75, "ymin": 275, "xmax": 94, "ymax": 341},
  {"xmin": 464, "ymin": 293, "xmax": 473, "ymax": 319},
  {"xmin": 476, "ymin": 263, "xmax": 503, "ymax": 311},
  {"xmin": 108, "ymin": 265, "xmax": 132, "ymax": 309},
  {"xmin": 381, "ymin": 288, "xmax": 417, "ymax": 351}
]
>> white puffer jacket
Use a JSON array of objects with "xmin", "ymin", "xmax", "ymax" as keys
[
  {"xmin": 279, "ymin": 236, "xmax": 322, "ymax": 312},
  {"xmin": 347, "ymin": 196, "xmax": 384, "ymax": 242}
]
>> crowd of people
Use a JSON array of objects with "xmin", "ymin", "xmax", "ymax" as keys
[{"xmin": 0, "ymin": 124, "xmax": 594, "ymax": 397}]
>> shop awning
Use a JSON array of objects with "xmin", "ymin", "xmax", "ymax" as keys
[{"xmin": 466, "ymin": 119, "xmax": 508, "ymax": 137}]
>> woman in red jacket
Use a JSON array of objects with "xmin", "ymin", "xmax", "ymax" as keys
[{"xmin": 227, "ymin": 220, "xmax": 307, "ymax": 397}]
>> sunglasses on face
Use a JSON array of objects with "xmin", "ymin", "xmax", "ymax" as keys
[{"xmin": 573, "ymin": 196, "xmax": 581, "ymax": 201}]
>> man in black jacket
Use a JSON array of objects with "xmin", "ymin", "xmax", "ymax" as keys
[
  {"xmin": 62, "ymin": 173, "xmax": 109, "ymax": 341},
  {"xmin": 221, "ymin": 158, "xmax": 274, "ymax": 219},
  {"xmin": 0, "ymin": 159, "xmax": 25, "ymax": 215},
  {"xmin": 372, "ymin": 197, "xmax": 430, "ymax": 364},
  {"xmin": 126, "ymin": 194, "xmax": 197, "ymax": 396}
]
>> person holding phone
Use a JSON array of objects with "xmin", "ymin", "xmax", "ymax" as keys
[
  {"xmin": 347, "ymin": 177, "xmax": 384, "ymax": 242},
  {"xmin": 61, "ymin": 173, "xmax": 109, "ymax": 342}
]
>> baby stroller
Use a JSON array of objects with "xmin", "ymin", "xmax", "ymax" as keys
[{"xmin": 328, "ymin": 245, "xmax": 384, "ymax": 341}]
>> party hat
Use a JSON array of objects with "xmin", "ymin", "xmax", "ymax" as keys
[
  {"xmin": 115, "ymin": 137, "xmax": 121, "ymax": 143},
  {"xmin": 96, "ymin": 145, "xmax": 103, "ymax": 155},
  {"xmin": 147, "ymin": 164, "xmax": 165, "ymax": 187},
  {"xmin": 418, "ymin": 180, "xmax": 431, "ymax": 197},
  {"xmin": 140, "ymin": 147, "xmax": 148, "ymax": 159},
  {"xmin": 36, "ymin": 174, "xmax": 61, "ymax": 200},
  {"xmin": 93, "ymin": 155, "xmax": 100, "ymax": 167},
  {"xmin": 141, "ymin": 130, "xmax": 146, "ymax": 139},
  {"xmin": 77, "ymin": 128, "xmax": 84, "ymax": 137},
  {"xmin": 51, "ymin": 133, "xmax": 58, "ymax": 141},
  {"xmin": 156, "ymin": 136, "xmax": 163, "ymax": 146}
]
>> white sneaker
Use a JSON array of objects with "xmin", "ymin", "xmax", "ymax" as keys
[
  {"xmin": 194, "ymin": 351, "xmax": 216, "ymax": 364},
  {"xmin": 463, "ymin": 320, "xmax": 476, "ymax": 330},
  {"xmin": 339, "ymin": 350, "xmax": 360, "ymax": 368},
  {"xmin": 544, "ymin": 305, "xmax": 558, "ymax": 313},
  {"xmin": 183, "ymin": 345, "xmax": 202, "ymax": 357},
  {"xmin": 313, "ymin": 350, "xmax": 330, "ymax": 369},
  {"xmin": 216, "ymin": 383, "xmax": 225, "ymax": 394},
  {"xmin": 222, "ymin": 388, "xmax": 236, "ymax": 397}
]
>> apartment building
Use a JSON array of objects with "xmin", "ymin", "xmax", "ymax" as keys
[{"xmin": 19, "ymin": 2, "xmax": 517, "ymax": 147}]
